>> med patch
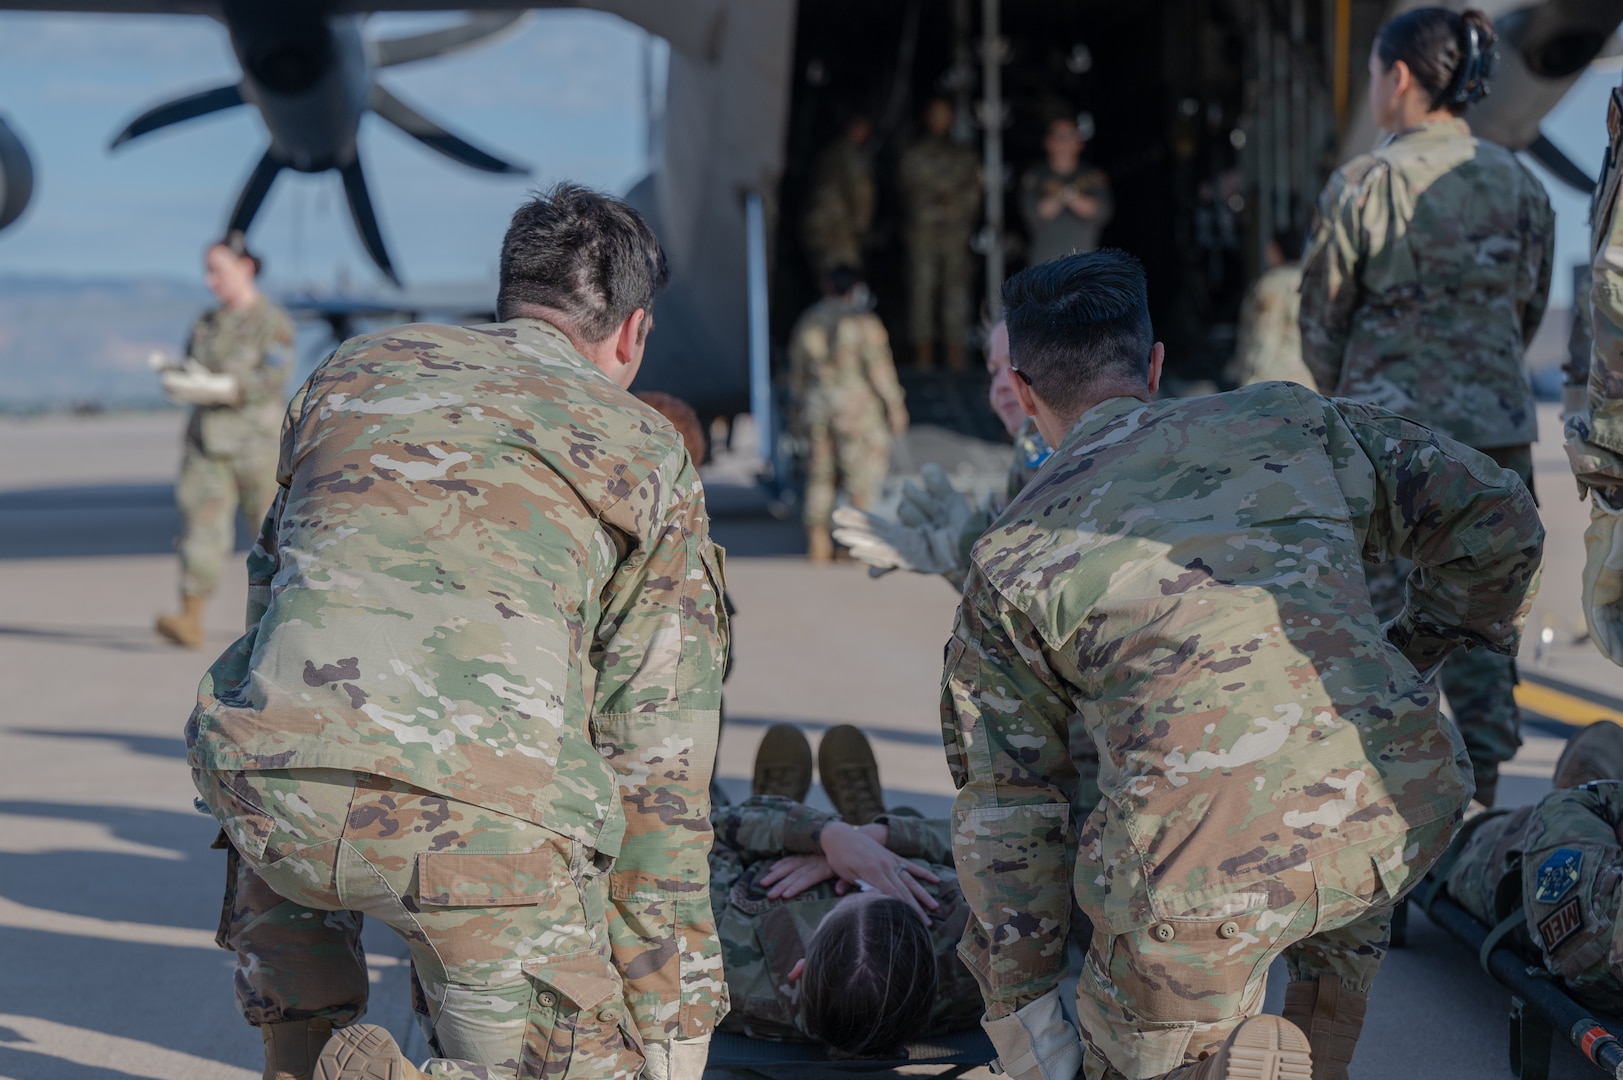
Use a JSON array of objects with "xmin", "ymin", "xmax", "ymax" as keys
[
  {"xmin": 1538, "ymin": 897, "xmax": 1584, "ymax": 953},
  {"xmin": 1534, "ymin": 848, "xmax": 1584, "ymax": 904}
]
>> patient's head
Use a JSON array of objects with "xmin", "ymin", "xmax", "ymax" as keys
[{"xmin": 798, "ymin": 893, "xmax": 938, "ymax": 1058}]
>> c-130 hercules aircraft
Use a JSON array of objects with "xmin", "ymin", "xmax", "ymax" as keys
[{"xmin": 0, "ymin": 0, "xmax": 1618, "ymax": 425}]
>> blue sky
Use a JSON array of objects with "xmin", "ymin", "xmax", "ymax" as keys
[
  {"xmin": 0, "ymin": 11, "xmax": 1616, "ymax": 307},
  {"xmin": 0, "ymin": 10, "xmax": 652, "ymax": 289}
]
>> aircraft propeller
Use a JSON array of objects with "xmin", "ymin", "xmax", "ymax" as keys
[{"xmin": 107, "ymin": 11, "xmax": 531, "ymax": 285}]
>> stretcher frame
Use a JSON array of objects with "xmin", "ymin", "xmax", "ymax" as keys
[
  {"xmin": 1397, "ymin": 893, "xmax": 1623, "ymax": 1079},
  {"xmin": 706, "ymin": 1028, "xmax": 995, "ymax": 1078}
]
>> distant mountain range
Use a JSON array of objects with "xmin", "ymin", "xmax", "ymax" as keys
[{"xmin": 0, "ymin": 274, "xmax": 1583, "ymax": 413}]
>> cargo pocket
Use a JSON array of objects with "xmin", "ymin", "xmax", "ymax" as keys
[
  {"xmin": 417, "ymin": 848, "xmax": 563, "ymax": 908},
  {"xmin": 197, "ymin": 769, "xmax": 273, "ymax": 861},
  {"xmin": 520, "ymin": 951, "xmax": 644, "ymax": 1080}
]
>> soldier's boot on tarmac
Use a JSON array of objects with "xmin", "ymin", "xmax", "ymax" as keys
[
  {"xmin": 261, "ymin": 1018, "xmax": 335, "ymax": 1080},
  {"xmin": 1281, "ymin": 975, "xmax": 1366, "ymax": 1080},
  {"xmin": 818, "ymin": 724, "xmax": 886, "ymax": 826},
  {"xmin": 155, "ymin": 592, "xmax": 206, "ymax": 647},
  {"xmin": 943, "ymin": 340, "xmax": 967, "ymax": 374},
  {"xmin": 914, "ymin": 341, "xmax": 935, "ymax": 371},
  {"xmin": 313, "ymin": 1023, "xmax": 425, "ymax": 1080},
  {"xmin": 753, "ymin": 723, "xmax": 814, "ymax": 801},
  {"xmin": 1167, "ymin": 1015, "xmax": 1313, "ymax": 1080},
  {"xmin": 807, "ymin": 526, "xmax": 834, "ymax": 564},
  {"xmin": 1553, "ymin": 720, "xmax": 1623, "ymax": 789}
]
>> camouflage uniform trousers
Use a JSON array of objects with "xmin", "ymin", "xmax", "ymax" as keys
[
  {"xmin": 906, "ymin": 227, "xmax": 973, "ymax": 346},
  {"xmin": 1365, "ymin": 444, "xmax": 1534, "ymax": 784},
  {"xmin": 803, "ymin": 417, "xmax": 891, "ymax": 529},
  {"xmin": 176, "ymin": 440, "xmax": 279, "ymax": 598},
  {"xmin": 1077, "ymin": 816, "xmax": 1456, "ymax": 1080},
  {"xmin": 197, "ymin": 767, "xmax": 645, "ymax": 1080}
]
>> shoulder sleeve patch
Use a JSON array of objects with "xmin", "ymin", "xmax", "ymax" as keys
[
  {"xmin": 1534, "ymin": 847, "xmax": 1584, "ymax": 904},
  {"xmin": 1537, "ymin": 896, "xmax": 1584, "ymax": 953}
]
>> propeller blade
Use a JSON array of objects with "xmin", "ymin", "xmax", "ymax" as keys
[
  {"xmin": 339, "ymin": 157, "xmax": 401, "ymax": 286},
  {"xmin": 229, "ymin": 149, "xmax": 283, "ymax": 234},
  {"xmin": 1528, "ymin": 132, "xmax": 1596, "ymax": 195},
  {"xmin": 110, "ymin": 84, "xmax": 244, "ymax": 150},
  {"xmin": 373, "ymin": 12, "xmax": 527, "ymax": 67},
  {"xmin": 369, "ymin": 85, "xmax": 528, "ymax": 175},
  {"xmin": 0, "ymin": 114, "xmax": 34, "ymax": 232}
]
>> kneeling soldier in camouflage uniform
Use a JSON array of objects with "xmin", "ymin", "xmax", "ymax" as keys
[
  {"xmin": 942, "ymin": 250, "xmax": 1543, "ymax": 1080},
  {"xmin": 1439, "ymin": 722, "xmax": 1623, "ymax": 1015},
  {"xmin": 187, "ymin": 184, "xmax": 729, "ymax": 1080}
]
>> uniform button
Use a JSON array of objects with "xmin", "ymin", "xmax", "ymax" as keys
[
  {"xmin": 1151, "ymin": 923, "xmax": 1175, "ymax": 942},
  {"xmin": 598, "ymin": 1008, "xmax": 620, "ymax": 1022},
  {"xmin": 538, "ymin": 992, "xmax": 558, "ymax": 1007},
  {"xmin": 1218, "ymin": 921, "xmax": 1240, "ymax": 939}
]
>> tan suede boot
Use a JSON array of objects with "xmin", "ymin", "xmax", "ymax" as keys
[
  {"xmin": 155, "ymin": 593, "xmax": 206, "ymax": 647},
  {"xmin": 1554, "ymin": 720, "xmax": 1623, "ymax": 789},
  {"xmin": 753, "ymin": 723, "xmax": 813, "ymax": 801},
  {"xmin": 914, "ymin": 340, "xmax": 935, "ymax": 370},
  {"xmin": 807, "ymin": 526, "xmax": 834, "ymax": 564},
  {"xmin": 818, "ymin": 724, "xmax": 886, "ymax": 826},
  {"xmin": 1281, "ymin": 975, "xmax": 1366, "ymax": 1080},
  {"xmin": 261, "ymin": 1018, "xmax": 334, "ymax": 1080},
  {"xmin": 314, "ymin": 1024, "xmax": 425, "ymax": 1080},
  {"xmin": 1168, "ymin": 1015, "xmax": 1313, "ymax": 1080}
]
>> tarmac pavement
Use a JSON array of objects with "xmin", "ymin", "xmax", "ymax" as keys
[{"xmin": 0, "ymin": 403, "xmax": 1614, "ymax": 1079}]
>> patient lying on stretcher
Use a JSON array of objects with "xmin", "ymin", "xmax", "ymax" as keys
[
  {"xmin": 1435, "ymin": 721, "xmax": 1623, "ymax": 1013},
  {"xmin": 709, "ymin": 723, "xmax": 984, "ymax": 1057}
]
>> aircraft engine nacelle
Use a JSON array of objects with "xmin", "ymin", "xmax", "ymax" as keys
[{"xmin": 0, "ymin": 114, "xmax": 33, "ymax": 232}]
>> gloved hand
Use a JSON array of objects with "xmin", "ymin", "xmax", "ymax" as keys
[
  {"xmin": 1584, "ymin": 491, "xmax": 1623, "ymax": 665},
  {"xmin": 640, "ymin": 1034, "xmax": 711, "ymax": 1080},
  {"xmin": 981, "ymin": 988, "xmax": 1084, "ymax": 1080},
  {"xmin": 830, "ymin": 464, "xmax": 977, "ymax": 577},
  {"xmin": 160, "ymin": 359, "xmax": 241, "ymax": 407}
]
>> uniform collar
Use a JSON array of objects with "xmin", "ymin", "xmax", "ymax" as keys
[
  {"xmin": 502, "ymin": 317, "xmax": 603, "ymax": 377},
  {"xmin": 1381, "ymin": 117, "xmax": 1471, "ymax": 148},
  {"xmin": 1057, "ymin": 393, "xmax": 1153, "ymax": 451}
]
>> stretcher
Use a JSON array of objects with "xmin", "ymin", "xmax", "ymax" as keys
[
  {"xmin": 1400, "ymin": 892, "xmax": 1623, "ymax": 1079},
  {"xmin": 707, "ymin": 1028, "xmax": 995, "ymax": 1078}
]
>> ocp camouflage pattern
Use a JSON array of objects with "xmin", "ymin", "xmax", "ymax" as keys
[
  {"xmin": 1227, "ymin": 262, "xmax": 1311, "ymax": 389},
  {"xmin": 802, "ymin": 140, "xmax": 876, "ymax": 274},
  {"xmin": 1572, "ymin": 79, "xmax": 1623, "ymax": 503},
  {"xmin": 942, "ymin": 382, "xmax": 1542, "ymax": 1016},
  {"xmin": 185, "ymin": 317, "xmax": 730, "ymax": 1043},
  {"xmin": 1300, "ymin": 118, "xmax": 1554, "ymax": 450}
]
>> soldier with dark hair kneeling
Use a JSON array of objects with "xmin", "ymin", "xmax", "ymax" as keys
[{"xmin": 943, "ymin": 249, "xmax": 1543, "ymax": 1080}]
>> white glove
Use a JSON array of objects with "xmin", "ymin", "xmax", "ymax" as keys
[
  {"xmin": 831, "ymin": 463, "xmax": 981, "ymax": 577},
  {"xmin": 639, "ymin": 1034, "xmax": 710, "ymax": 1080},
  {"xmin": 896, "ymin": 463, "xmax": 976, "ymax": 531},
  {"xmin": 981, "ymin": 988, "xmax": 1084, "ymax": 1080},
  {"xmin": 160, "ymin": 360, "xmax": 241, "ymax": 407},
  {"xmin": 1584, "ymin": 491, "xmax": 1623, "ymax": 666}
]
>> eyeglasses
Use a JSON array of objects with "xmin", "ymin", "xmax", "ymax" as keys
[{"xmin": 1007, "ymin": 361, "xmax": 1034, "ymax": 386}]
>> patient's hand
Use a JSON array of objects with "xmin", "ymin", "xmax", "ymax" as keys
[{"xmin": 760, "ymin": 854, "xmax": 836, "ymax": 899}]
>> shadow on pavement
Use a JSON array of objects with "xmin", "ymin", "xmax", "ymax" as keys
[
  {"xmin": 7, "ymin": 729, "xmax": 188, "ymax": 761},
  {"xmin": 0, "ymin": 482, "xmax": 254, "ymax": 559}
]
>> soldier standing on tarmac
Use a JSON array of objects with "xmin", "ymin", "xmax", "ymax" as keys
[
  {"xmin": 187, "ymin": 184, "xmax": 728, "ymax": 1080},
  {"xmin": 1568, "ymin": 74, "xmax": 1623, "ymax": 667},
  {"xmin": 944, "ymin": 250, "xmax": 1542, "ymax": 1080},
  {"xmin": 153, "ymin": 230, "xmax": 293, "ymax": 648},
  {"xmin": 801, "ymin": 114, "xmax": 877, "ymax": 277},
  {"xmin": 789, "ymin": 265, "xmax": 908, "ymax": 563},
  {"xmin": 898, "ymin": 97, "xmax": 981, "ymax": 373},
  {"xmin": 1299, "ymin": 6, "xmax": 1555, "ymax": 806}
]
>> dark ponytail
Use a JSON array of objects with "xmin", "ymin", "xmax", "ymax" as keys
[
  {"xmin": 1376, "ymin": 7, "xmax": 1497, "ymax": 115},
  {"xmin": 799, "ymin": 897, "xmax": 938, "ymax": 1059}
]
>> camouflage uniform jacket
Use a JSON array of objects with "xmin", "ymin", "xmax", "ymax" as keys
[
  {"xmin": 898, "ymin": 134, "xmax": 981, "ymax": 235},
  {"xmin": 1019, "ymin": 162, "xmax": 1114, "ymax": 265},
  {"xmin": 943, "ymin": 382, "xmax": 1542, "ymax": 1016},
  {"xmin": 710, "ymin": 796, "xmax": 982, "ymax": 1041},
  {"xmin": 951, "ymin": 418, "xmax": 1053, "ymax": 576},
  {"xmin": 802, "ymin": 141, "xmax": 876, "ymax": 249},
  {"xmin": 185, "ymin": 296, "xmax": 295, "ymax": 458},
  {"xmin": 1446, "ymin": 782, "xmax": 1623, "ymax": 1013},
  {"xmin": 185, "ymin": 319, "xmax": 730, "ymax": 1026},
  {"xmin": 1571, "ymin": 80, "xmax": 1623, "ymax": 504},
  {"xmin": 1300, "ymin": 118, "xmax": 1555, "ymax": 450},
  {"xmin": 788, "ymin": 297, "xmax": 906, "ymax": 431},
  {"xmin": 1227, "ymin": 262, "xmax": 1312, "ymax": 389}
]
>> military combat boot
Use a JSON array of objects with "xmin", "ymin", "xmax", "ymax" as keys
[
  {"xmin": 313, "ymin": 1023, "xmax": 425, "ymax": 1080},
  {"xmin": 1554, "ymin": 720, "xmax": 1623, "ymax": 789},
  {"xmin": 261, "ymin": 1018, "xmax": 334, "ymax": 1080},
  {"xmin": 1168, "ymin": 1014, "xmax": 1313, "ymax": 1080},
  {"xmin": 807, "ymin": 526, "xmax": 834, "ymax": 564},
  {"xmin": 753, "ymin": 723, "xmax": 813, "ymax": 802},
  {"xmin": 818, "ymin": 724, "xmax": 886, "ymax": 826},
  {"xmin": 155, "ymin": 592, "xmax": 206, "ymax": 647},
  {"xmin": 1281, "ymin": 975, "xmax": 1367, "ymax": 1080}
]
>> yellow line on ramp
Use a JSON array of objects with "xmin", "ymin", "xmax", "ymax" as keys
[{"xmin": 1515, "ymin": 681, "xmax": 1623, "ymax": 728}]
